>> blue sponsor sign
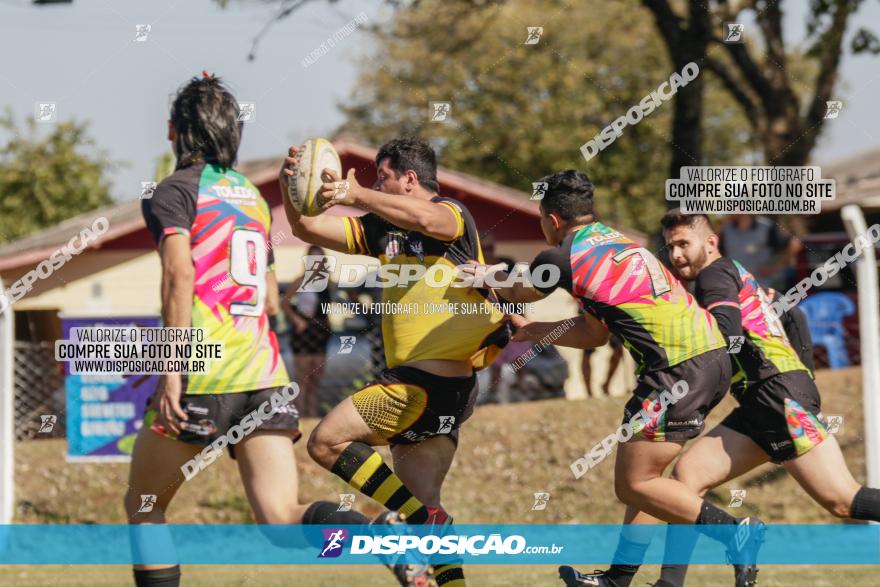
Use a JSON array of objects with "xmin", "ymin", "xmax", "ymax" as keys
[{"xmin": 62, "ymin": 315, "xmax": 160, "ymax": 461}]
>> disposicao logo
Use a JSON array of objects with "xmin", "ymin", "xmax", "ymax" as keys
[{"xmin": 319, "ymin": 528, "xmax": 349, "ymax": 558}]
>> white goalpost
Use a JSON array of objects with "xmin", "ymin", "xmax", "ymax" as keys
[
  {"xmin": 0, "ymin": 278, "xmax": 13, "ymax": 525},
  {"xmin": 841, "ymin": 205, "xmax": 880, "ymax": 490}
]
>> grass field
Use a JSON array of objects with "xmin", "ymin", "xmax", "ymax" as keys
[
  {"xmin": 2, "ymin": 366, "xmax": 872, "ymax": 585},
  {"xmin": 4, "ymin": 564, "xmax": 879, "ymax": 586}
]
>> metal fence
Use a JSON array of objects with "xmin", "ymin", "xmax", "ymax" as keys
[
  {"xmin": 275, "ymin": 302, "xmax": 386, "ymax": 417},
  {"xmin": 12, "ymin": 308, "xmax": 568, "ymax": 439},
  {"xmin": 13, "ymin": 341, "xmax": 64, "ymax": 440}
]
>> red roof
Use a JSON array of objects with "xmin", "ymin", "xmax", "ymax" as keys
[
  {"xmin": 240, "ymin": 137, "xmax": 545, "ymax": 245},
  {"xmin": 0, "ymin": 138, "xmax": 546, "ymax": 272}
]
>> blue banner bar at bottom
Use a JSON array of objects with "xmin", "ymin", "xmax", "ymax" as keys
[{"xmin": 0, "ymin": 524, "xmax": 878, "ymax": 565}]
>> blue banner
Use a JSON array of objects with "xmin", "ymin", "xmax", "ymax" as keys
[
  {"xmin": 1, "ymin": 524, "xmax": 879, "ymax": 565},
  {"xmin": 62, "ymin": 315, "xmax": 160, "ymax": 460}
]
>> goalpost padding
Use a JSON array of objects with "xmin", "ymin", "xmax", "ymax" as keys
[
  {"xmin": 841, "ymin": 205, "xmax": 880, "ymax": 491},
  {"xmin": 0, "ymin": 278, "xmax": 14, "ymax": 524}
]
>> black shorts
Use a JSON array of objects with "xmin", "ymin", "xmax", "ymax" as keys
[
  {"xmin": 350, "ymin": 366, "xmax": 478, "ymax": 447},
  {"xmin": 622, "ymin": 348, "xmax": 731, "ymax": 442},
  {"xmin": 721, "ymin": 369, "xmax": 828, "ymax": 463},
  {"xmin": 146, "ymin": 386, "xmax": 301, "ymax": 459}
]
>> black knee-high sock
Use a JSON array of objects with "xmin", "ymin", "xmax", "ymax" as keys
[
  {"xmin": 606, "ymin": 533, "xmax": 652, "ymax": 587},
  {"xmin": 257, "ymin": 501, "xmax": 370, "ymax": 549},
  {"xmin": 302, "ymin": 500, "xmax": 370, "ymax": 525},
  {"xmin": 331, "ymin": 442, "xmax": 429, "ymax": 523},
  {"xmin": 656, "ymin": 567, "xmax": 688, "ymax": 587},
  {"xmin": 133, "ymin": 566, "xmax": 180, "ymax": 587},
  {"xmin": 331, "ymin": 444, "xmax": 462, "ymax": 582},
  {"xmin": 658, "ymin": 523, "xmax": 700, "ymax": 587},
  {"xmin": 850, "ymin": 487, "xmax": 880, "ymax": 521},
  {"xmin": 694, "ymin": 500, "xmax": 739, "ymax": 544}
]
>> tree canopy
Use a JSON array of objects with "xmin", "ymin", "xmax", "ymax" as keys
[
  {"xmin": 336, "ymin": 0, "xmax": 752, "ymax": 232},
  {"xmin": 0, "ymin": 112, "xmax": 115, "ymax": 244},
  {"xmin": 645, "ymin": 0, "xmax": 879, "ymax": 171}
]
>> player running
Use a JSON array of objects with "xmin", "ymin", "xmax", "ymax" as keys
[
  {"xmin": 634, "ymin": 211, "xmax": 880, "ymax": 587},
  {"xmin": 125, "ymin": 73, "xmax": 401, "ymax": 587},
  {"xmin": 459, "ymin": 170, "xmax": 763, "ymax": 587},
  {"xmin": 766, "ymin": 286, "xmax": 814, "ymax": 373},
  {"xmin": 279, "ymin": 137, "xmax": 510, "ymax": 587}
]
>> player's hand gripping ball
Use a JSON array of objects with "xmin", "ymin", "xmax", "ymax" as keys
[{"xmin": 285, "ymin": 138, "xmax": 342, "ymax": 216}]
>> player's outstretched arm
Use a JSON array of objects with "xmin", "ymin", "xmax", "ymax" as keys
[
  {"xmin": 279, "ymin": 147, "xmax": 351, "ymax": 253},
  {"xmin": 510, "ymin": 313, "xmax": 609, "ymax": 349},
  {"xmin": 457, "ymin": 261, "xmax": 547, "ymax": 303},
  {"xmin": 492, "ymin": 276, "xmax": 547, "ymax": 303},
  {"xmin": 320, "ymin": 168, "xmax": 460, "ymax": 241}
]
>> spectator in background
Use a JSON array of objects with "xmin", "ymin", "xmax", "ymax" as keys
[
  {"xmin": 282, "ymin": 245, "xmax": 332, "ymax": 417},
  {"xmin": 489, "ymin": 328, "xmax": 530, "ymax": 403},
  {"xmin": 582, "ymin": 333, "xmax": 624, "ymax": 397},
  {"xmin": 357, "ymin": 269, "xmax": 387, "ymax": 377},
  {"xmin": 480, "ymin": 234, "xmax": 527, "ymax": 401},
  {"xmin": 721, "ymin": 215, "xmax": 802, "ymax": 291}
]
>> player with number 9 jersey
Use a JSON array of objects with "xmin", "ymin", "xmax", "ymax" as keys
[
  {"xmin": 129, "ymin": 74, "xmax": 407, "ymax": 587},
  {"xmin": 143, "ymin": 161, "xmax": 289, "ymax": 394}
]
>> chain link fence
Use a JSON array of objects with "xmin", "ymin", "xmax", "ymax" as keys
[
  {"xmin": 11, "ymin": 317, "xmax": 385, "ymax": 439},
  {"xmin": 13, "ymin": 341, "xmax": 64, "ymax": 440},
  {"xmin": 12, "ymin": 299, "xmax": 564, "ymax": 439},
  {"xmin": 276, "ymin": 291, "xmax": 386, "ymax": 417}
]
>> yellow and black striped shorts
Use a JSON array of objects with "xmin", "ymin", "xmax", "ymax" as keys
[{"xmin": 351, "ymin": 366, "xmax": 478, "ymax": 446}]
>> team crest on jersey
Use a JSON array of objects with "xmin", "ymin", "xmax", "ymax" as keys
[
  {"xmin": 385, "ymin": 232, "xmax": 405, "ymax": 259},
  {"xmin": 409, "ymin": 238, "xmax": 425, "ymax": 262}
]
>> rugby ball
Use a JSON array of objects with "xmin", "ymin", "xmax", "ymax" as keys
[{"xmin": 288, "ymin": 138, "xmax": 342, "ymax": 217}]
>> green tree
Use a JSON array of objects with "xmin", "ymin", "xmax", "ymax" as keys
[
  {"xmin": 337, "ymin": 0, "xmax": 751, "ymax": 232},
  {"xmin": 644, "ymin": 0, "xmax": 879, "ymax": 174},
  {"xmin": 154, "ymin": 151, "xmax": 176, "ymax": 184},
  {"xmin": 0, "ymin": 112, "xmax": 116, "ymax": 244}
]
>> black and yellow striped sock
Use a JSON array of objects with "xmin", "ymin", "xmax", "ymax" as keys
[
  {"xmin": 434, "ymin": 563, "xmax": 466, "ymax": 586},
  {"xmin": 330, "ymin": 441, "xmax": 430, "ymax": 524}
]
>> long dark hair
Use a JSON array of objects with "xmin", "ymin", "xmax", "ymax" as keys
[{"xmin": 169, "ymin": 72, "xmax": 242, "ymax": 169}]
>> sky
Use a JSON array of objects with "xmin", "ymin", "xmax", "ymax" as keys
[
  {"xmin": 0, "ymin": 0, "xmax": 878, "ymax": 202},
  {"xmin": 0, "ymin": 0, "xmax": 389, "ymax": 199}
]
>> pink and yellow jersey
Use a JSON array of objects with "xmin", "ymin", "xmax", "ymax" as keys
[
  {"xmin": 694, "ymin": 257, "xmax": 808, "ymax": 391},
  {"xmin": 529, "ymin": 222, "xmax": 725, "ymax": 373},
  {"xmin": 142, "ymin": 162, "xmax": 289, "ymax": 394}
]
